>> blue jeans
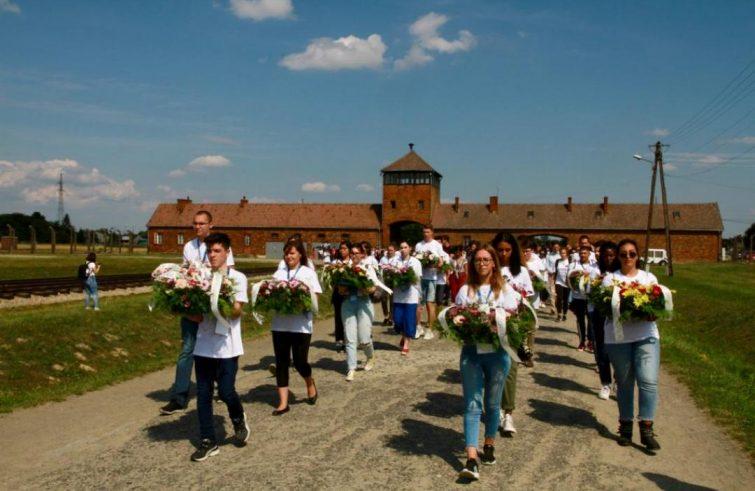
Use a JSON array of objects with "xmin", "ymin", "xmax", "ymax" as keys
[
  {"xmin": 194, "ymin": 355, "xmax": 244, "ymax": 442},
  {"xmin": 460, "ymin": 345, "xmax": 510, "ymax": 448},
  {"xmin": 170, "ymin": 317, "xmax": 198, "ymax": 407},
  {"xmin": 342, "ymin": 296, "xmax": 374, "ymax": 370},
  {"xmin": 605, "ymin": 337, "xmax": 660, "ymax": 421},
  {"xmin": 83, "ymin": 276, "xmax": 99, "ymax": 309}
]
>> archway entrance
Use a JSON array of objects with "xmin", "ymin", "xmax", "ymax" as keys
[
  {"xmin": 389, "ymin": 221, "xmax": 423, "ymax": 246},
  {"xmin": 519, "ymin": 234, "xmax": 568, "ymax": 250}
]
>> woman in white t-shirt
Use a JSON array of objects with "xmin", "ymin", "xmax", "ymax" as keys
[
  {"xmin": 83, "ymin": 252, "xmax": 101, "ymax": 311},
  {"xmin": 269, "ymin": 240, "xmax": 322, "ymax": 415},
  {"xmin": 554, "ymin": 248, "xmax": 571, "ymax": 321},
  {"xmin": 392, "ymin": 241, "xmax": 423, "ymax": 355},
  {"xmin": 602, "ymin": 238, "xmax": 661, "ymax": 451}
]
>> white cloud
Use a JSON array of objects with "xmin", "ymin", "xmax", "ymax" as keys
[
  {"xmin": 728, "ymin": 136, "xmax": 755, "ymax": 145},
  {"xmin": 168, "ymin": 169, "xmax": 186, "ymax": 178},
  {"xmin": 229, "ymin": 0, "xmax": 293, "ymax": 21},
  {"xmin": 248, "ymin": 196, "xmax": 283, "ymax": 203},
  {"xmin": 301, "ymin": 181, "xmax": 341, "ymax": 193},
  {"xmin": 517, "ymin": 31, "xmax": 528, "ymax": 39},
  {"xmin": 0, "ymin": 158, "xmax": 139, "ymax": 207},
  {"xmin": 203, "ymin": 134, "xmax": 238, "ymax": 145},
  {"xmin": 664, "ymin": 163, "xmax": 677, "ymax": 171},
  {"xmin": 395, "ymin": 12, "xmax": 476, "ymax": 71},
  {"xmin": 356, "ymin": 183, "xmax": 374, "ymax": 192},
  {"xmin": 0, "ymin": 0, "xmax": 21, "ymax": 14},
  {"xmin": 187, "ymin": 154, "xmax": 231, "ymax": 169},
  {"xmin": 280, "ymin": 34, "xmax": 387, "ymax": 71},
  {"xmin": 645, "ymin": 128, "xmax": 670, "ymax": 137}
]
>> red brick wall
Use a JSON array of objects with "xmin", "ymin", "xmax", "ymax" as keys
[
  {"xmin": 381, "ymin": 183, "xmax": 439, "ymax": 245},
  {"xmin": 435, "ymin": 229, "xmax": 720, "ymax": 262},
  {"xmin": 148, "ymin": 228, "xmax": 380, "ymax": 257}
]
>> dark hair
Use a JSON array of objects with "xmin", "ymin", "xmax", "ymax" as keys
[
  {"xmin": 351, "ymin": 243, "xmax": 365, "ymax": 254},
  {"xmin": 205, "ymin": 232, "xmax": 230, "ymax": 250},
  {"xmin": 86, "ymin": 252, "xmax": 96, "ymax": 262},
  {"xmin": 617, "ymin": 238, "xmax": 639, "ymax": 253},
  {"xmin": 361, "ymin": 241, "xmax": 372, "ymax": 253},
  {"xmin": 598, "ymin": 241, "xmax": 620, "ymax": 274},
  {"xmin": 579, "ymin": 245, "xmax": 592, "ymax": 252},
  {"xmin": 388, "ymin": 242, "xmax": 398, "ymax": 249},
  {"xmin": 339, "ymin": 240, "xmax": 351, "ymax": 249},
  {"xmin": 422, "ymin": 223, "xmax": 434, "ymax": 231},
  {"xmin": 399, "ymin": 240, "xmax": 411, "ymax": 249},
  {"xmin": 195, "ymin": 210, "xmax": 213, "ymax": 222},
  {"xmin": 283, "ymin": 239, "xmax": 308, "ymax": 267},
  {"xmin": 579, "ymin": 234, "xmax": 590, "ymax": 242},
  {"xmin": 491, "ymin": 231, "xmax": 523, "ymax": 276},
  {"xmin": 467, "ymin": 244, "xmax": 504, "ymax": 299}
]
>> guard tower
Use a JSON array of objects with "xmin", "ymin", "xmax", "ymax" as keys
[{"xmin": 380, "ymin": 143, "xmax": 443, "ymax": 245}]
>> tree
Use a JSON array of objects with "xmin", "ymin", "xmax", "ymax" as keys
[{"xmin": 62, "ymin": 213, "xmax": 72, "ymax": 228}]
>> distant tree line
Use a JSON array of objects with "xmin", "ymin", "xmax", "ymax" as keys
[{"xmin": 0, "ymin": 212, "xmax": 147, "ymax": 244}]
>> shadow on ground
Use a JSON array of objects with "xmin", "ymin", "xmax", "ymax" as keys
[
  {"xmin": 527, "ymin": 399, "xmax": 614, "ymax": 441},
  {"xmin": 242, "ymin": 355, "xmax": 276, "ymax": 372},
  {"xmin": 413, "ymin": 392, "xmax": 462, "ymax": 418},
  {"xmin": 145, "ymin": 410, "xmax": 227, "ymax": 446},
  {"xmin": 530, "ymin": 372, "xmax": 595, "ymax": 396},
  {"xmin": 385, "ymin": 418, "xmax": 464, "ymax": 472},
  {"xmin": 437, "ymin": 368, "xmax": 461, "ymax": 384},
  {"xmin": 642, "ymin": 472, "xmax": 716, "ymax": 490},
  {"xmin": 536, "ymin": 352, "xmax": 594, "ymax": 370}
]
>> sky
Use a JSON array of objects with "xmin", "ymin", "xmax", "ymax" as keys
[{"xmin": 1, "ymin": 0, "xmax": 754, "ymax": 236}]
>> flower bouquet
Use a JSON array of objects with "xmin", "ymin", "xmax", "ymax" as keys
[
  {"xmin": 322, "ymin": 263, "xmax": 373, "ymax": 292},
  {"xmin": 568, "ymin": 271, "xmax": 590, "ymax": 293},
  {"xmin": 414, "ymin": 251, "xmax": 441, "ymax": 269},
  {"xmin": 253, "ymin": 279, "xmax": 313, "ymax": 316},
  {"xmin": 381, "ymin": 264, "xmax": 418, "ymax": 289},
  {"xmin": 605, "ymin": 281, "xmax": 673, "ymax": 322},
  {"xmin": 529, "ymin": 271, "xmax": 548, "ymax": 294},
  {"xmin": 439, "ymin": 260, "xmax": 454, "ymax": 275},
  {"xmin": 587, "ymin": 277, "xmax": 612, "ymax": 316},
  {"xmin": 435, "ymin": 301, "xmax": 535, "ymax": 351},
  {"xmin": 150, "ymin": 262, "xmax": 235, "ymax": 318}
]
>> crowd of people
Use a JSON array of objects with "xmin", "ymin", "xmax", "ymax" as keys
[{"xmin": 156, "ymin": 210, "xmax": 662, "ymax": 478}]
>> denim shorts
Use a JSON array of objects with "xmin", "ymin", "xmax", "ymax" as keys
[{"xmin": 420, "ymin": 279, "xmax": 436, "ymax": 305}]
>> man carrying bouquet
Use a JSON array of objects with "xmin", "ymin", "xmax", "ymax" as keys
[
  {"xmin": 161, "ymin": 210, "xmax": 235, "ymax": 415},
  {"xmin": 414, "ymin": 224, "xmax": 445, "ymax": 340},
  {"xmin": 188, "ymin": 233, "xmax": 249, "ymax": 461}
]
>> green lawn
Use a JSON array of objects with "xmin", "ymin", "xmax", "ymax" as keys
[
  {"xmin": 653, "ymin": 263, "xmax": 754, "ymax": 458},
  {"xmin": 0, "ymin": 254, "xmax": 277, "ymax": 280},
  {"xmin": 0, "ymin": 291, "xmax": 334, "ymax": 413}
]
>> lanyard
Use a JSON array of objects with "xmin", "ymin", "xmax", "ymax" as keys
[
  {"xmin": 287, "ymin": 265, "xmax": 301, "ymax": 281},
  {"xmin": 195, "ymin": 238, "xmax": 207, "ymax": 262},
  {"xmin": 476, "ymin": 287, "xmax": 493, "ymax": 305}
]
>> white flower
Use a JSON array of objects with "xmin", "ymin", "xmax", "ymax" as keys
[
  {"xmin": 175, "ymin": 279, "xmax": 188, "ymax": 289},
  {"xmin": 452, "ymin": 315, "xmax": 466, "ymax": 326}
]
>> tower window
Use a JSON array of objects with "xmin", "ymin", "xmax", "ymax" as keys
[
  {"xmin": 418, "ymin": 200, "xmax": 425, "ymax": 210},
  {"xmin": 244, "ymin": 235, "xmax": 251, "ymax": 246},
  {"xmin": 390, "ymin": 200, "xmax": 396, "ymax": 209},
  {"xmin": 177, "ymin": 233, "xmax": 184, "ymax": 245}
]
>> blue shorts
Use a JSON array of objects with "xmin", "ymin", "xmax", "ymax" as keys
[
  {"xmin": 393, "ymin": 303, "xmax": 418, "ymax": 338},
  {"xmin": 420, "ymin": 279, "xmax": 436, "ymax": 305}
]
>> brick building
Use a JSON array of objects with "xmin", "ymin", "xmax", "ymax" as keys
[{"xmin": 147, "ymin": 145, "xmax": 723, "ymax": 261}]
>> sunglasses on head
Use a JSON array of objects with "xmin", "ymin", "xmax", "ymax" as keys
[{"xmin": 619, "ymin": 251, "xmax": 638, "ymax": 259}]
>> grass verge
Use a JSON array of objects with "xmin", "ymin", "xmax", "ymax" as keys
[
  {"xmin": 653, "ymin": 263, "xmax": 754, "ymax": 459},
  {"xmin": 0, "ymin": 290, "xmax": 334, "ymax": 413}
]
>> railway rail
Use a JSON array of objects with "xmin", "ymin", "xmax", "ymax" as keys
[{"xmin": 0, "ymin": 267, "xmax": 278, "ymax": 300}]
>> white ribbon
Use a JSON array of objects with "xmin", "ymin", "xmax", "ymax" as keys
[
  {"xmin": 660, "ymin": 285, "xmax": 674, "ymax": 320},
  {"xmin": 365, "ymin": 265, "xmax": 393, "ymax": 295},
  {"xmin": 437, "ymin": 304, "xmax": 521, "ymax": 363},
  {"xmin": 578, "ymin": 274, "xmax": 589, "ymax": 295},
  {"xmin": 211, "ymin": 271, "xmax": 233, "ymax": 336}
]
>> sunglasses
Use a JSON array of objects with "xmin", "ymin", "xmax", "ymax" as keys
[{"xmin": 619, "ymin": 251, "xmax": 638, "ymax": 259}]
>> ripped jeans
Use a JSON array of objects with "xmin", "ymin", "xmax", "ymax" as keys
[{"xmin": 460, "ymin": 345, "xmax": 510, "ymax": 448}]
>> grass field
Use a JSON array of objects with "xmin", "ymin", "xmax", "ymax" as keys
[
  {"xmin": 653, "ymin": 263, "xmax": 754, "ymax": 458},
  {"xmin": 0, "ymin": 291, "xmax": 334, "ymax": 413},
  {"xmin": 0, "ymin": 254, "xmax": 277, "ymax": 280}
]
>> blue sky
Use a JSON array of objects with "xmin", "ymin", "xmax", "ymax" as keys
[{"xmin": 1, "ymin": 0, "xmax": 753, "ymax": 235}]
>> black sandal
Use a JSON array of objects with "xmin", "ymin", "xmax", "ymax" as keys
[{"xmin": 307, "ymin": 380, "xmax": 318, "ymax": 405}]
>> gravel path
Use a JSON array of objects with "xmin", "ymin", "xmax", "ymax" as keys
[{"xmin": 0, "ymin": 311, "xmax": 752, "ymax": 490}]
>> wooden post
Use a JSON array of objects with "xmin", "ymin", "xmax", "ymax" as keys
[
  {"xmin": 70, "ymin": 226, "xmax": 76, "ymax": 253},
  {"xmin": 29, "ymin": 225, "xmax": 36, "ymax": 254},
  {"xmin": 128, "ymin": 231, "xmax": 134, "ymax": 254},
  {"xmin": 50, "ymin": 226, "xmax": 56, "ymax": 254}
]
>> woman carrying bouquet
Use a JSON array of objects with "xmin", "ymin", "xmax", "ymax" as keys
[
  {"xmin": 269, "ymin": 239, "xmax": 322, "ymax": 415},
  {"xmin": 331, "ymin": 241, "xmax": 351, "ymax": 353},
  {"xmin": 602, "ymin": 238, "xmax": 661, "ymax": 450},
  {"xmin": 590, "ymin": 241, "xmax": 620, "ymax": 400},
  {"xmin": 455, "ymin": 244, "xmax": 520, "ymax": 481},
  {"xmin": 568, "ymin": 246, "xmax": 598, "ymax": 351},
  {"xmin": 392, "ymin": 241, "xmax": 423, "ymax": 355},
  {"xmin": 554, "ymin": 248, "xmax": 571, "ymax": 321},
  {"xmin": 492, "ymin": 232, "xmax": 533, "ymax": 437}
]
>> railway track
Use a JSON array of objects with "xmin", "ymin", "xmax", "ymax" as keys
[{"xmin": 0, "ymin": 267, "xmax": 278, "ymax": 300}]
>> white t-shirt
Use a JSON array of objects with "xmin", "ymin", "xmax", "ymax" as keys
[
  {"xmin": 545, "ymin": 252, "xmax": 560, "ymax": 274},
  {"xmin": 554, "ymin": 257, "xmax": 571, "ymax": 287},
  {"xmin": 379, "ymin": 252, "xmax": 398, "ymax": 267},
  {"xmin": 86, "ymin": 261, "xmax": 97, "ymax": 278},
  {"xmin": 525, "ymin": 255, "xmax": 545, "ymax": 281},
  {"xmin": 270, "ymin": 265, "xmax": 322, "ymax": 334},
  {"xmin": 501, "ymin": 266, "xmax": 535, "ymax": 298},
  {"xmin": 277, "ymin": 258, "xmax": 315, "ymax": 271},
  {"xmin": 567, "ymin": 261, "xmax": 597, "ymax": 300},
  {"xmin": 571, "ymin": 251, "xmax": 597, "ymax": 266},
  {"xmin": 415, "ymin": 239, "xmax": 445, "ymax": 281},
  {"xmin": 193, "ymin": 268, "xmax": 248, "ymax": 359},
  {"xmin": 392, "ymin": 256, "xmax": 422, "ymax": 305},
  {"xmin": 602, "ymin": 270, "xmax": 660, "ymax": 345},
  {"xmin": 436, "ymin": 250, "xmax": 451, "ymax": 286},
  {"xmin": 183, "ymin": 237, "xmax": 235, "ymax": 267},
  {"xmin": 455, "ymin": 284, "xmax": 522, "ymax": 311}
]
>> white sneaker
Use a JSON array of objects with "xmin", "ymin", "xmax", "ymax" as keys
[
  {"xmin": 415, "ymin": 326, "xmax": 425, "ymax": 339},
  {"xmin": 598, "ymin": 385, "xmax": 611, "ymax": 400},
  {"xmin": 423, "ymin": 329, "xmax": 435, "ymax": 340},
  {"xmin": 85, "ymin": 307, "xmax": 91, "ymax": 310},
  {"xmin": 363, "ymin": 357, "xmax": 375, "ymax": 371},
  {"xmin": 93, "ymin": 307, "xmax": 101, "ymax": 311},
  {"xmin": 345, "ymin": 369, "xmax": 355, "ymax": 382},
  {"xmin": 502, "ymin": 413, "xmax": 517, "ymax": 434}
]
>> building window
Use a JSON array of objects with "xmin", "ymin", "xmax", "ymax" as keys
[
  {"xmin": 595, "ymin": 210, "xmax": 603, "ymax": 218},
  {"xmin": 390, "ymin": 200, "xmax": 396, "ymax": 209},
  {"xmin": 317, "ymin": 233, "xmax": 326, "ymax": 239},
  {"xmin": 527, "ymin": 211, "xmax": 535, "ymax": 219},
  {"xmin": 463, "ymin": 210, "xmax": 470, "ymax": 218},
  {"xmin": 271, "ymin": 233, "xmax": 279, "ymax": 239},
  {"xmin": 342, "ymin": 233, "xmax": 350, "ymax": 240},
  {"xmin": 418, "ymin": 200, "xmax": 425, "ymax": 210},
  {"xmin": 673, "ymin": 211, "xmax": 681, "ymax": 219},
  {"xmin": 177, "ymin": 233, "xmax": 184, "ymax": 245},
  {"xmin": 463, "ymin": 235, "xmax": 472, "ymax": 246},
  {"xmin": 153, "ymin": 232, "xmax": 163, "ymax": 245},
  {"xmin": 244, "ymin": 235, "xmax": 251, "ymax": 246}
]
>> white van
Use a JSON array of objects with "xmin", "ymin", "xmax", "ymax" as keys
[{"xmin": 643, "ymin": 248, "xmax": 669, "ymax": 266}]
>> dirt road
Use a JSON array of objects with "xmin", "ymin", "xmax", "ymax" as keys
[{"xmin": 1, "ymin": 312, "xmax": 752, "ymax": 490}]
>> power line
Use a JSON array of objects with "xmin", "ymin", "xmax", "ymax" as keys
[
  {"xmin": 666, "ymin": 173, "xmax": 755, "ymax": 192},
  {"xmin": 678, "ymin": 145, "xmax": 755, "ymax": 176},
  {"xmin": 684, "ymin": 107, "xmax": 755, "ymax": 154}
]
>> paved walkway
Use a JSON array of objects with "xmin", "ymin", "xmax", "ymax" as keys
[{"xmin": 0, "ymin": 311, "xmax": 752, "ymax": 489}]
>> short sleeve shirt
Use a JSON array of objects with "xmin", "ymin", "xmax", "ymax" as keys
[
  {"xmin": 193, "ymin": 269, "xmax": 248, "ymax": 359},
  {"xmin": 269, "ymin": 265, "xmax": 322, "ymax": 334},
  {"xmin": 183, "ymin": 237, "xmax": 235, "ymax": 267}
]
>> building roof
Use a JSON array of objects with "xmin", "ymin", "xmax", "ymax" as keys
[
  {"xmin": 433, "ymin": 202, "xmax": 723, "ymax": 232},
  {"xmin": 381, "ymin": 149, "xmax": 441, "ymax": 175},
  {"xmin": 147, "ymin": 202, "xmax": 381, "ymax": 230}
]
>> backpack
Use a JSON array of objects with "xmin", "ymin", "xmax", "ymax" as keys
[{"xmin": 77, "ymin": 263, "xmax": 89, "ymax": 282}]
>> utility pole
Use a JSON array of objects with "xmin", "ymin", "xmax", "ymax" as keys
[
  {"xmin": 643, "ymin": 141, "xmax": 673, "ymax": 276},
  {"xmin": 643, "ymin": 147, "xmax": 659, "ymax": 268}
]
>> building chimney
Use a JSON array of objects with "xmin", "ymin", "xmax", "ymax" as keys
[
  {"xmin": 601, "ymin": 196, "xmax": 608, "ymax": 214},
  {"xmin": 453, "ymin": 196, "xmax": 460, "ymax": 212},
  {"xmin": 566, "ymin": 196, "xmax": 573, "ymax": 212},
  {"xmin": 409, "ymin": 142, "xmax": 414, "ymax": 152},
  {"xmin": 489, "ymin": 196, "xmax": 499, "ymax": 213},
  {"xmin": 176, "ymin": 196, "xmax": 192, "ymax": 212},
  {"xmin": 240, "ymin": 195, "xmax": 249, "ymax": 207}
]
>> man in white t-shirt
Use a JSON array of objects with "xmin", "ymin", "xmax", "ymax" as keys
[
  {"xmin": 379, "ymin": 243, "xmax": 398, "ymax": 327},
  {"xmin": 571, "ymin": 235, "xmax": 597, "ymax": 266},
  {"xmin": 414, "ymin": 225, "xmax": 445, "ymax": 340},
  {"xmin": 161, "ymin": 210, "xmax": 235, "ymax": 416}
]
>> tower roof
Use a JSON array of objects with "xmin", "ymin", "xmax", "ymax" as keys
[{"xmin": 381, "ymin": 144, "xmax": 441, "ymax": 176}]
